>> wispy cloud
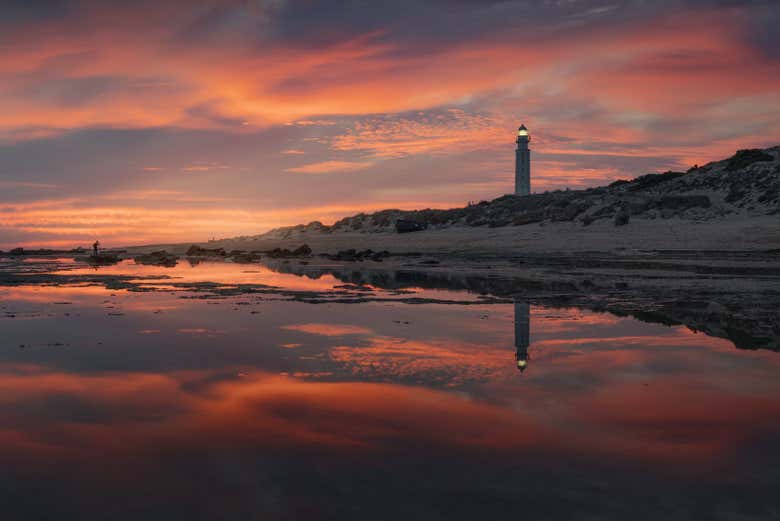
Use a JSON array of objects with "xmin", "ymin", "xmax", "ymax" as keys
[
  {"xmin": 330, "ymin": 109, "xmax": 507, "ymax": 159},
  {"xmin": 0, "ymin": 0, "xmax": 779, "ymax": 246},
  {"xmin": 285, "ymin": 160, "xmax": 374, "ymax": 174}
]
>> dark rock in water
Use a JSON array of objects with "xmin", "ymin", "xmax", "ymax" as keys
[
  {"xmin": 335, "ymin": 248, "xmax": 358, "ymax": 261},
  {"xmin": 292, "ymin": 244, "xmax": 312, "ymax": 256},
  {"xmin": 186, "ymin": 245, "xmax": 226, "ymax": 257},
  {"xmin": 230, "ymin": 249, "xmax": 270, "ymax": 263},
  {"xmin": 134, "ymin": 250, "xmax": 178, "ymax": 267},
  {"xmin": 371, "ymin": 250, "xmax": 391, "ymax": 262},
  {"xmin": 614, "ymin": 206, "xmax": 630, "ymax": 226},
  {"xmin": 322, "ymin": 249, "xmax": 390, "ymax": 262},
  {"xmin": 232, "ymin": 252, "xmax": 263, "ymax": 263},
  {"xmin": 265, "ymin": 244, "xmax": 311, "ymax": 258},
  {"xmin": 83, "ymin": 253, "xmax": 120, "ymax": 265},
  {"xmin": 395, "ymin": 219, "xmax": 427, "ymax": 233}
]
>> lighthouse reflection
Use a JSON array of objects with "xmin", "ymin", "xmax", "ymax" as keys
[{"xmin": 514, "ymin": 301, "xmax": 531, "ymax": 373}]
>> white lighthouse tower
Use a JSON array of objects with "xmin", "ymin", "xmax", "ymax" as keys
[{"xmin": 515, "ymin": 124, "xmax": 531, "ymax": 195}]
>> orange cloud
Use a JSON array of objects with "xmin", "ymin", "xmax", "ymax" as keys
[
  {"xmin": 285, "ymin": 160, "xmax": 375, "ymax": 174},
  {"xmin": 1, "ymin": 3, "xmax": 779, "ymax": 247},
  {"xmin": 330, "ymin": 109, "xmax": 507, "ymax": 159}
]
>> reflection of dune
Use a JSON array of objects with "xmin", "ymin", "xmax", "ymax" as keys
[
  {"xmin": 533, "ymin": 329, "xmax": 735, "ymax": 350},
  {"xmin": 532, "ymin": 308, "xmax": 623, "ymax": 332}
]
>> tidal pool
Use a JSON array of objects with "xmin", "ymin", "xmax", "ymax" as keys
[{"xmin": 1, "ymin": 258, "xmax": 779, "ymax": 520}]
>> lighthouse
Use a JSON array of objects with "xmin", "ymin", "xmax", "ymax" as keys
[{"xmin": 515, "ymin": 124, "xmax": 531, "ymax": 196}]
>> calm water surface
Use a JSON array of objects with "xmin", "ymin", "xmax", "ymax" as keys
[{"xmin": 1, "ymin": 258, "xmax": 779, "ymax": 520}]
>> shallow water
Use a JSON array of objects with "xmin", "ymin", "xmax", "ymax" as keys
[{"xmin": 1, "ymin": 258, "xmax": 779, "ymax": 520}]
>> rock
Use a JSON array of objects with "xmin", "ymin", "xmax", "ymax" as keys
[
  {"xmin": 321, "ymin": 249, "xmax": 390, "ymax": 262},
  {"xmin": 134, "ymin": 250, "xmax": 178, "ymax": 267},
  {"xmin": 371, "ymin": 250, "xmax": 391, "ymax": 261},
  {"xmin": 335, "ymin": 248, "xmax": 358, "ymax": 261},
  {"xmin": 186, "ymin": 245, "xmax": 226, "ymax": 257},
  {"xmin": 83, "ymin": 253, "xmax": 120, "ymax": 265},
  {"xmin": 231, "ymin": 252, "xmax": 262, "ymax": 263},
  {"xmin": 265, "ymin": 245, "xmax": 311, "ymax": 258},
  {"xmin": 292, "ymin": 244, "xmax": 312, "ymax": 256},
  {"xmin": 265, "ymin": 244, "xmax": 311, "ymax": 259}
]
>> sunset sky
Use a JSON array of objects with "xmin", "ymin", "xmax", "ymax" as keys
[{"xmin": 1, "ymin": 0, "xmax": 779, "ymax": 248}]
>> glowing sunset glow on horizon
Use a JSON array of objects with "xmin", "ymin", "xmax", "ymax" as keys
[{"xmin": 1, "ymin": 0, "xmax": 779, "ymax": 248}]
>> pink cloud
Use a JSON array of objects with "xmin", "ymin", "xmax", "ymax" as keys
[{"xmin": 285, "ymin": 160, "xmax": 375, "ymax": 174}]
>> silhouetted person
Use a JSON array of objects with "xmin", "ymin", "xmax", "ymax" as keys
[{"xmin": 92, "ymin": 240, "xmax": 100, "ymax": 257}]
